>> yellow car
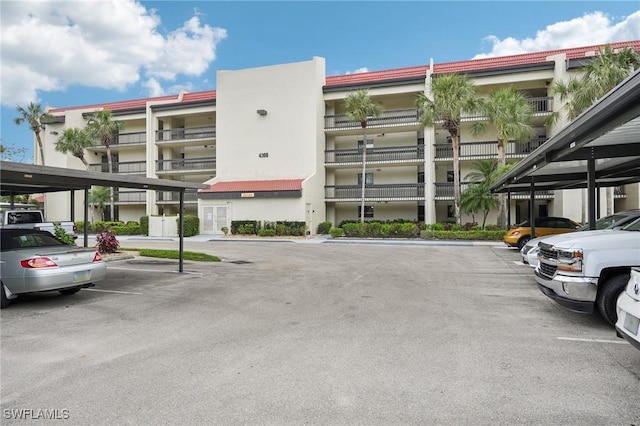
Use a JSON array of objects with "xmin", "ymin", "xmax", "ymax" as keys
[{"xmin": 504, "ymin": 216, "xmax": 580, "ymax": 250}]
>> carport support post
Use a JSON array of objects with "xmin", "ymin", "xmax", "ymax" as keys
[
  {"xmin": 83, "ymin": 188, "xmax": 89, "ymax": 248},
  {"xmin": 70, "ymin": 190, "xmax": 75, "ymax": 222},
  {"xmin": 588, "ymin": 155, "xmax": 596, "ymax": 230},
  {"xmin": 179, "ymin": 190, "xmax": 184, "ymax": 273},
  {"xmin": 507, "ymin": 190, "xmax": 511, "ymax": 228},
  {"xmin": 529, "ymin": 180, "xmax": 535, "ymax": 239}
]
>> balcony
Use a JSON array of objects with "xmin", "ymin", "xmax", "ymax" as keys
[
  {"xmin": 324, "ymin": 108, "xmax": 420, "ymax": 132},
  {"xmin": 461, "ymin": 97, "xmax": 554, "ymax": 121},
  {"xmin": 434, "ymin": 182, "xmax": 553, "ymax": 200},
  {"xmin": 156, "ymin": 190, "xmax": 198, "ymax": 204},
  {"xmin": 434, "ymin": 138, "xmax": 546, "ymax": 161},
  {"xmin": 88, "ymin": 161, "xmax": 146, "ymax": 174},
  {"xmin": 114, "ymin": 191, "xmax": 147, "ymax": 204},
  {"xmin": 155, "ymin": 157, "xmax": 216, "ymax": 175},
  {"xmin": 325, "ymin": 183, "xmax": 425, "ymax": 201},
  {"xmin": 155, "ymin": 125, "xmax": 216, "ymax": 147},
  {"xmin": 325, "ymin": 145, "xmax": 425, "ymax": 167},
  {"xmin": 90, "ymin": 131, "xmax": 147, "ymax": 151}
]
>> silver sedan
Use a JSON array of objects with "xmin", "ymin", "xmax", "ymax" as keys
[{"xmin": 1, "ymin": 229, "xmax": 106, "ymax": 308}]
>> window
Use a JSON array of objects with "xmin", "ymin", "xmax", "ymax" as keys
[
  {"xmin": 357, "ymin": 205, "xmax": 374, "ymax": 219},
  {"xmin": 417, "ymin": 171, "xmax": 425, "ymax": 183},
  {"xmin": 358, "ymin": 173, "xmax": 374, "ymax": 185},
  {"xmin": 357, "ymin": 139, "xmax": 373, "ymax": 150},
  {"xmin": 447, "ymin": 205, "xmax": 455, "ymax": 218},
  {"xmin": 447, "ymin": 170, "xmax": 455, "ymax": 183}
]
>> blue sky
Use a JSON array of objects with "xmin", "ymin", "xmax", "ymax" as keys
[{"xmin": 1, "ymin": 1, "xmax": 639, "ymax": 162}]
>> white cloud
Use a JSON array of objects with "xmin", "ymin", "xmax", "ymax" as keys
[
  {"xmin": 142, "ymin": 78, "xmax": 165, "ymax": 97},
  {"xmin": 0, "ymin": 0, "xmax": 227, "ymax": 107},
  {"xmin": 344, "ymin": 67, "xmax": 369, "ymax": 75},
  {"xmin": 473, "ymin": 11, "xmax": 640, "ymax": 59}
]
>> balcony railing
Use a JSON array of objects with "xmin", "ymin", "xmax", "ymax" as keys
[
  {"xmin": 114, "ymin": 191, "xmax": 147, "ymax": 204},
  {"xmin": 325, "ymin": 183, "xmax": 425, "ymax": 200},
  {"xmin": 461, "ymin": 97, "xmax": 554, "ymax": 121},
  {"xmin": 156, "ymin": 125, "xmax": 216, "ymax": 142},
  {"xmin": 325, "ymin": 145, "xmax": 425, "ymax": 164},
  {"xmin": 156, "ymin": 190, "xmax": 198, "ymax": 203},
  {"xmin": 156, "ymin": 157, "xmax": 216, "ymax": 172},
  {"xmin": 435, "ymin": 182, "xmax": 553, "ymax": 200},
  {"xmin": 88, "ymin": 161, "xmax": 146, "ymax": 174},
  {"xmin": 325, "ymin": 108, "xmax": 419, "ymax": 130},
  {"xmin": 434, "ymin": 138, "xmax": 547, "ymax": 160}
]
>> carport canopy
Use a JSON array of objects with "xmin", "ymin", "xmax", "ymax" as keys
[
  {"xmin": 0, "ymin": 161, "xmax": 208, "ymax": 272},
  {"xmin": 490, "ymin": 69, "xmax": 640, "ymax": 231}
]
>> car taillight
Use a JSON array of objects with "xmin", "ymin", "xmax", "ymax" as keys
[
  {"xmin": 511, "ymin": 230, "xmax": 521, "ymax": 236},
  {"xmin": 21, "ymin": 257, "xmax": 58, "ymax": 268},
  {"xmin": 73, "ymin": 225, "xmax": 78, "ymax": 232},
  {"xmin": 93, "ymin": 252, "xmax": 103, "ymax": 262}
]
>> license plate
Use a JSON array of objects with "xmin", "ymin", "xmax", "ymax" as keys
[
  {"xmin": 73, "ymin": 270, "xmax": 90, "ymax": 283},
  {"xmin": 623, "ymin": 312, "xmax": 640, "ymax": 336}
]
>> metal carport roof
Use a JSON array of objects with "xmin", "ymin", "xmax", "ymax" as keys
[
  {"xmin": 490, "ymin": 69, "xmax": 640, "ymax": 229},
  {"xmin": 0, "ymin": 161, "xmax": 208, "ymax": 272}
]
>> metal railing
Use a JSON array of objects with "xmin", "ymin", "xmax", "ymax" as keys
[
  {"xmin": 156, "ymin": 190, "xmax": 198, "ymax": 203},
  {"xmin": 325, "ymin": 183, "xmax": 425, "ymax": 200},
  {"xmin": 461, "ymin": 97, "xmax": 554, "ymax": 121},
  {"xmin": 325, "ymin": 145, "xmax": 425, "ymax": 164},
  {"xmin": 434, "ymin": 138, "xmax": 547, "ymax": 160},
  {"xmin": 435, "ymin": 182, "xmax": 553, "ymax": 199},
  {"xmin": 88, "ymin": 161, "xmax": 147, "ymax": 174},
  {"xmin": 155, "ymin": 125, "xmax": 216, "ymax": 142},
  {"xmin": 325, "ymin": 108, "xmax": 420, "ymax": 130},
  {"xmin": 114, "ymin": 191, "xmax": 147, "ymax": 204},
  {"xmin": 156, "ymin": 157, "xmax": 216, "ymax": 172}
]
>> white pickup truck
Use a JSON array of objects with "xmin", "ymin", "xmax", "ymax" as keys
[
  {"xmin": 534, "ymin": 217, "xmax": 640, "ymax": 326},
  {"xmin": 0, "ymin": 208, "xmax": 77, "ymax": 240}
]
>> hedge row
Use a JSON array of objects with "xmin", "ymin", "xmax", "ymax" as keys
[
  {"xmin": 420, "ymin": 230, "xmax": 506, "ymax": 240},
  {"xmin": 231, "ymin": 220, "xmax": 307, "ymax": 236}
]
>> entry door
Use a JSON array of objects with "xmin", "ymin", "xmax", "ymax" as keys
[
  {"xmin": 202, "ymin": 206, "xmax": 214, "ymax": 233},
  {"xmin": 216, "ymin": 206, "xmax": 228, "ymax": 232}
]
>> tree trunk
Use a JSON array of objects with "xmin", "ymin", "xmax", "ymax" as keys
[
  {"xmin": 360, "ymin": 127, "xmax": 367, "ymax": 223},
  {"xmin": 496, "ymin": 139, "xmax": 507, "ymax": 228},
  {"xmin": 451, "ymin": 131, "xmax": 461, "ymax": 225},
  {"xmin": 106, "ymin": 144, "xmax": 115, "ymax": 221},
  {"xmin": 34, "ymin": 127, "xmax": 45, "ymax": 166}
]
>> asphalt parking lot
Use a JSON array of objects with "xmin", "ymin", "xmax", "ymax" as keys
[{"xmin": 1, "ymin": 239, "xmax": 639, "ymax": 424}]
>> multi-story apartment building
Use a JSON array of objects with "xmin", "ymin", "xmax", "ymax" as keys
[{"xmin": 40, "ymin": 41, "xmax": 640, "ymax": 233}]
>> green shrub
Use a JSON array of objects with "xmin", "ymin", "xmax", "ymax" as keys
[
  {"xmin": 231, "ymin": 221, "xmax": 259, "ymax": 235},
  {"xmin": 75, "ymin": 221, "xmax": 92, "ymax": 233},
  {"xmin": 178, "ymin": 214, "xmax": 200, "ymax": 237},
  {"xmin": 111, "ymin": 223, "xmax": 142, "ymax": 235},
  {"xmin": 330, "ymin": 227, "xmax": 344, "ymax": 238},
  {"xmin": 92, "ymin": 221, "xmax": 125, "ymax": 232},
  {"xmin": 54, "ymin": 223, "xmax": 76, "ymax": 245},
  {"xmin": 258, "ymin": 229, "xmax": 276, "ymax": 237},
  {"xmin": 221, "ymin": 226, "xmax": 229, "ymax": 235},
  {"xmin": 317, "ymin": 221, "xmax": 332, "ymax": 235},
  {"xmin": 430, "ymin": 223, "xmax": 445, "ymax": 231},
  {"xmin": 420, "ymin": 230, "xmax": 506, "ymax": 240},
  {"xmin": 140, "ymin": 216, "xmax": 149, "ymax": 235}
]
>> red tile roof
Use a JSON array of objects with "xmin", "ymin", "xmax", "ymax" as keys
[
  {"xmin": 200, "ymin": 179, "xmax": 304, "ymax": 193},
  {"xmin": 48, "ymin": 41, "xmax": 639, "ymax": 113},
  {"xmin": 325, "ymin": 40, "xmax": 640, "ymax": 86}
]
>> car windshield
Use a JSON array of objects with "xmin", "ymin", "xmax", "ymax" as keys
[
  {"xmin": 1, "ymin": 231, "xmax": 65, "ymax": 250},
  {"xmin": 577, "ymin": 213, "xmax": 630, "ymax": 231},
  {"xmin": 621, "ymin": 217, "xmax": 640, "ymax": 231}
]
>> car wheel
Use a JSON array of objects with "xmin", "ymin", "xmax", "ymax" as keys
[
  {"xmin": 517, "ymin": 236, "xmax": 531, "ymax": 250},
  {"xmin": 59, "ymin": 287, "xmax": 82, "ymax": 296},
  {"xmin": 1, "ymin": 283, "xmax": 10, "ymax": 309},
  {"xmin": 597, "ymin": 273, "xmax": 629, "ymax": 326}
]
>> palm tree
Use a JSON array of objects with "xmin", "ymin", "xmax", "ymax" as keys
[
  {"xmin": 14, "ymin": 102, "xmax": 53, "ymax": 165},
  {"xmin": 417, "ymin": 74, "xmax": 483, "ymax": 225},
  {"xmin": 552, "ymin": 45, "xmax": 640, "ymax": 214},
  {"xmin": 89, "ymin": 186, "xmax": 111, "ymax": 222},
  {"xmin": 552, "ymin": 45, "xmax": 640, "ymax": 121},
  {"xmin": 55, "ymin": 128, "xmax": 94, "ymax": 169},
  {"xmin": 471, "ymin": 87, "xmax": 534, "ymax": 227},
  {"xmin": 86, "ymin": 109, "xmax": 124, "ymax": 220},
  {"xmin": 461, "ymin": 159, "xmax": 499, "ymax": 228},
  {"xmin": 345, "ymin": 89, "xmax": 383, "ymax": 223}
]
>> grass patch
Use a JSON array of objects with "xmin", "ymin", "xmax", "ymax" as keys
[{"xmin": 120, "ymin": 247, "xmax": 220, "ymax": 262}]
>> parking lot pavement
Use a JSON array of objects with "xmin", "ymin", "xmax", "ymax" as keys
[{"xmin": 2, "ymin": 242, "xmax": 639, "ymax": 425}]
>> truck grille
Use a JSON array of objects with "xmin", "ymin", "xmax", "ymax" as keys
[
  {"xmin": 539, "ymin": 262, "xmax": 557, "ymax": 277},
  {"xmin": 538, "ymin": 243, "xmax": 558, "ymax": 278}
]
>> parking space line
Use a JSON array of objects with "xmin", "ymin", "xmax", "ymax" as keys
[
  {"xmin": 557, "ymin": 337, "xmax": 629, "ymax": 344},
  {"xmin": 85, "ymin": 289, "xmax": 143, "ymax": 295}
]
